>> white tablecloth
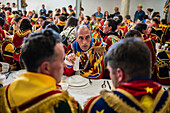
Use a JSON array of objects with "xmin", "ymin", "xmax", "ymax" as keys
[
  {"xmin": 1, "ymin": 70, "xmax": 112, "ymax": 108},
  {"xmin": 1, "ymin": 70, "xmax": 169, "ymax": 109}
]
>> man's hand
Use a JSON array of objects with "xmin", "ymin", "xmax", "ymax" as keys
[{"xmin": 66, "ymin": 53, "xmax": 76, "ymax": 65}]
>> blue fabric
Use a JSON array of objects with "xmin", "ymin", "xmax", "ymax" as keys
[
  {"xmin": 40, "ymin": 9, "xmax": 46, "ymax": 14},
  {"xmin": 94, "ymin": 12, "xmax": 103, "ymax": 18},
  {"xmin": 90, "ymin": 97, "xmax": 116, "ymax": 113},
  {"xmin": 153, "ymin": 90, "xmax": 169, "ymax": 113},
  {"xmin": 134, "ymin": 10, "xmax": 145, "ymax": 20},
  {"xmin": 112, "ymin": 91, "xmax": 144, "ymax": 112}
]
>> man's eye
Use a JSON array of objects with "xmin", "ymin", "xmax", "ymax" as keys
[
  {"xmin": 86, "ymin": 35, "xmax": 90, "ymax": 40},
  {"xmin": 79, "ymin": 36, "xmax": 83, "ymax": 40}
]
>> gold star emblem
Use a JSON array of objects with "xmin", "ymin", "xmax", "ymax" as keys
[
  {"xmin": 145, "ymin": 87, "xmax": 153, "ymax": 94},
  {"xmin": 96, "ymin": 109, "xmax": 104, "ymax": 113}
]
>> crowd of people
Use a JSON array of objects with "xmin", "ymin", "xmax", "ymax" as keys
[{"xmin": 0, "ymin": 2, "xmax": 170, "ymax": 113}]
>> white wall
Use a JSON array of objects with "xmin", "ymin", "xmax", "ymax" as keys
[
  {"xmin": 129, "ymin": 0, "xmax": 166, "ymax": 20},
  {"xmin": 1, "ymin": 0, "xmax": 166, "ymax": 20}
]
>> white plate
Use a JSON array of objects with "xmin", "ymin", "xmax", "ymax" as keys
[{"xmin": 67, "ymin": 75, "xmax": 89, "ymax": 87}]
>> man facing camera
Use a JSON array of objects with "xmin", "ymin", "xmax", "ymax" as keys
[
  {"xmin": 84, "ymin": 38, "xmax": 170, "ymax": 113},
  {"xmin": 0, "ymin": 29, "xmax": 82, "ymax": 113},
  {"xmin": 64, "ymin": 25, "xmax": 105, "ymax": 79}
]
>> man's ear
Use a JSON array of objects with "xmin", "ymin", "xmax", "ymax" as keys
[
  {"xmin": 39, "ymin": 61, "xmax": 50, "ymax": 75},
  {"xmin": 116, "ymin": 68, "xmax": 125, "ymax": 84}
]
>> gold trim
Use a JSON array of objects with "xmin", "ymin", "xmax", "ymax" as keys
[
  {"xmin": 100, "ymin": 90, "xmax": 141, "ymax": 113},
  {"xmin": 87, "ymin": 96, "xmax": 101, "ymax": 113},
  {"xmin": 1, "ymin": 88, "xmax": 79, "ymax": 113},
  {"xmin": 156, "ymin": 91, "xmax": 170, "ymax": 113}
]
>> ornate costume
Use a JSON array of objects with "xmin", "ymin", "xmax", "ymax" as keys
[
  {"xmin": 143, "ymin": 35, "xmax": 156, "ymax": 75},
  {"xmin": 0, "ymin": 72, "xmax": 82, "ymax": 113},
  {"xmin": 13, "ymin": 29, "xmax": 31, "ymax": 48},
  {"xmin": 84, "ymin": 79, "xmax": 170, "ymax": 113},
  {"xmin": 1, "ymin": 40, "xmax": 17, "ymax": 70},
  {"xmin": 64, "ymin": 38, "xmax": 105, "ymax": 79},
  {"xmin": 103, "ymin": 32, "xmax": 120, "ymax": 51},
  {"xmin": 57, "ymin": 22, "xmax": 66, "ymax": 33},
  {"xmin": 155, "ymin": 49, "xmax": 170, "ymax": 85}
]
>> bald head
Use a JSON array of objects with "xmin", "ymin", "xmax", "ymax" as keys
[{"xmin": 75, "ymin": 25, "xmax": 92, "ymax": 51}]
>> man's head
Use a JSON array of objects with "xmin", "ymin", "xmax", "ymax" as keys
[
  {"xmin": 105, "ymin": 38, "xmax": 151, "ymax": 87},
  {"xmin": 134, "ymin": 23, "xmax": 148, "ymax": 35},
  {"xmin": 68, "ymin": 5, "xmax": 72, "ymax": 11},
  {"xmin": 152, "ymin": 18, "xmax": 159, "ymax": 25},
  {"xmin": 84, "ymin": 16, "xmax": 90, "ymax": 24},
  {"xmin": 21, "ymin": 29, "xmax": 65, "ymax": 83},
  {"xmin": 12, "ymin": 3, "xmax": 16, "ymax": 7},
  {"xmin": 114, "ymin": 7, "xmax": 119, "ymax": 12},
  {"xmin": 7, "ymin": 2, "xmax": 10, "ymax": 7},
  {"xmin": 125, "ymin": 29, "xmax": 143, "ymax": 39},
  {"xmin": 75, "ymin": 25, "xmax": 92, "ymax": 51},
  {"xmin": 137, "ymin": 4, "xmax": 143, "ymax": 11},
  {"xmin": 125, "ymin": 15, "xmax": 131, "ymax": 21},
  {"xmin": 103, "ymin": 19, "xmax": 117, "ymax": 34},
  {"xmin": 97, "ymin": 7, "xmax": 101, "ymax": 13},
  {"xmin": 58, "ymin": 15, "xmax": 67, "ymax": 22},
  {"xmin": 42, "ymin": 4, "xmax": 45, "ymax": 9},
  {"xmin": 38, "ymin": 15, "xmax": 46, "ymax": 27}
]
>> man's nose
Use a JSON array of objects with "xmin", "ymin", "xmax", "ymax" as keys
[{"xmin": 82, "ymin": 39, "xmax": 88, "ymax": 44}]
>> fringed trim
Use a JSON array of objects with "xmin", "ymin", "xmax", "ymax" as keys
[
  {"xmin": 1, "ymin": 90, "xmax": 79, "ymax": 113},
  {"xmin": 0, "ymin": 86, "xmax": 12, "ymax": 113},
  {"xmin": 100, "ymin": 90, "xmax": 142, "ymax": 113},
  {"xmin": 156, "ymin": 92, "xmax": 170, "ymax": 113}
]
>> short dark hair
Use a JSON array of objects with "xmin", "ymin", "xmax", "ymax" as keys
[
  {"xmin": 58, "ymin": 15, "xmax": 67, "ymax": 22},
  {"xmin": 125, "ymin": 15, "xmax": 131, "ymax": 20},
  {"xmin": 48, "ymin": 10, "xmax": 53, "ymax": 14},
  {"xmin": 134, "ymin": 23, "xmax": 147, "ymax": 33},
  {"xmin": 21, "ymin": 28, "xmax": 62, "ymax": 72},
  {"xmin": 46, "ymin": 23, "xmax": 60, "ymax": 33},
  {"xmin": 85, "ymin": 16, "xmax": 90, "ymax": 21},
  {"xmin": 68, "ymin": 5, "xmax": 72, "ymax": 8},
  {"xmin": 20, "ymin": 18, "xmax": 32, "ymax": 31},
  {"xmin": 106, "ymin": 19, "xmax": 117, "ymax": 32},
  {"xmin": 0, "ymin": 17, "xmax": 5, "ymax": 27},
  {"xmin": 42, "ymin": 20, "xmax": 53, "ymax": 29},
  {"xmin": 14, "ymin": 15, "xmax": 22, "ymax": 23},
  {"xmin": 39, "ymin": 15, "xmax": 46, "ymax": 20},
  {"xmin": 7, "ymin": 2, "xmax": 10, "ymax": 5},
  {"xmin": 104, "ymin": 38, "xmax": 151, "ymax": 80},
  {"xmin": 143, "ymin": 15, "xmax": 148, "ymax": 19},
  {"xmin": 118, "ymin": 15, "xmax": 123, "ymax": 23},
  {"xmin": 125, "ymin": 30, "xmax": 142, "ymax": 38},
  {"xmin": 161, "ymin": 19, "xmax": 167, "ymax": 25},
  {"xmin": 147, "ymin": 8, "xmax": 153, "ymax": 13},
  {"xmin": 152, "ymin": 18, "xmax": 159, "ymax": 25},
  {"xmin": 12, "ymin": 3, "xmax": 16, "ymax": 5}
]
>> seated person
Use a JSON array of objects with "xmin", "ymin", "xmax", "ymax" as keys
[
  {"xmin": 102, "ymin": 19, "xmax": 120, "ymax": 51},
  {"xmin": 64, "ymin": 25, "xmax": 105, "ymax": 79},
  {"xmin": 13, "ymin": 18, "xmax": 32, "ymax": 48},
  {"xmin": 84, "ymin": 38, "xmax": 170, "ymax": 113},
  {"xmin": 0, "ymin": 29, "xmax": 82, "ymax": 113},
  {"xmin": 134, "ymin": 23, "xmax": 156, "ymax": 75},
  {"xmin": 57, "ymin": 15, "xmax": 66, "ymax": 33},
  {"xmin": 155, "ymin": 46, "xmax": 170, "ymax": 85}
]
